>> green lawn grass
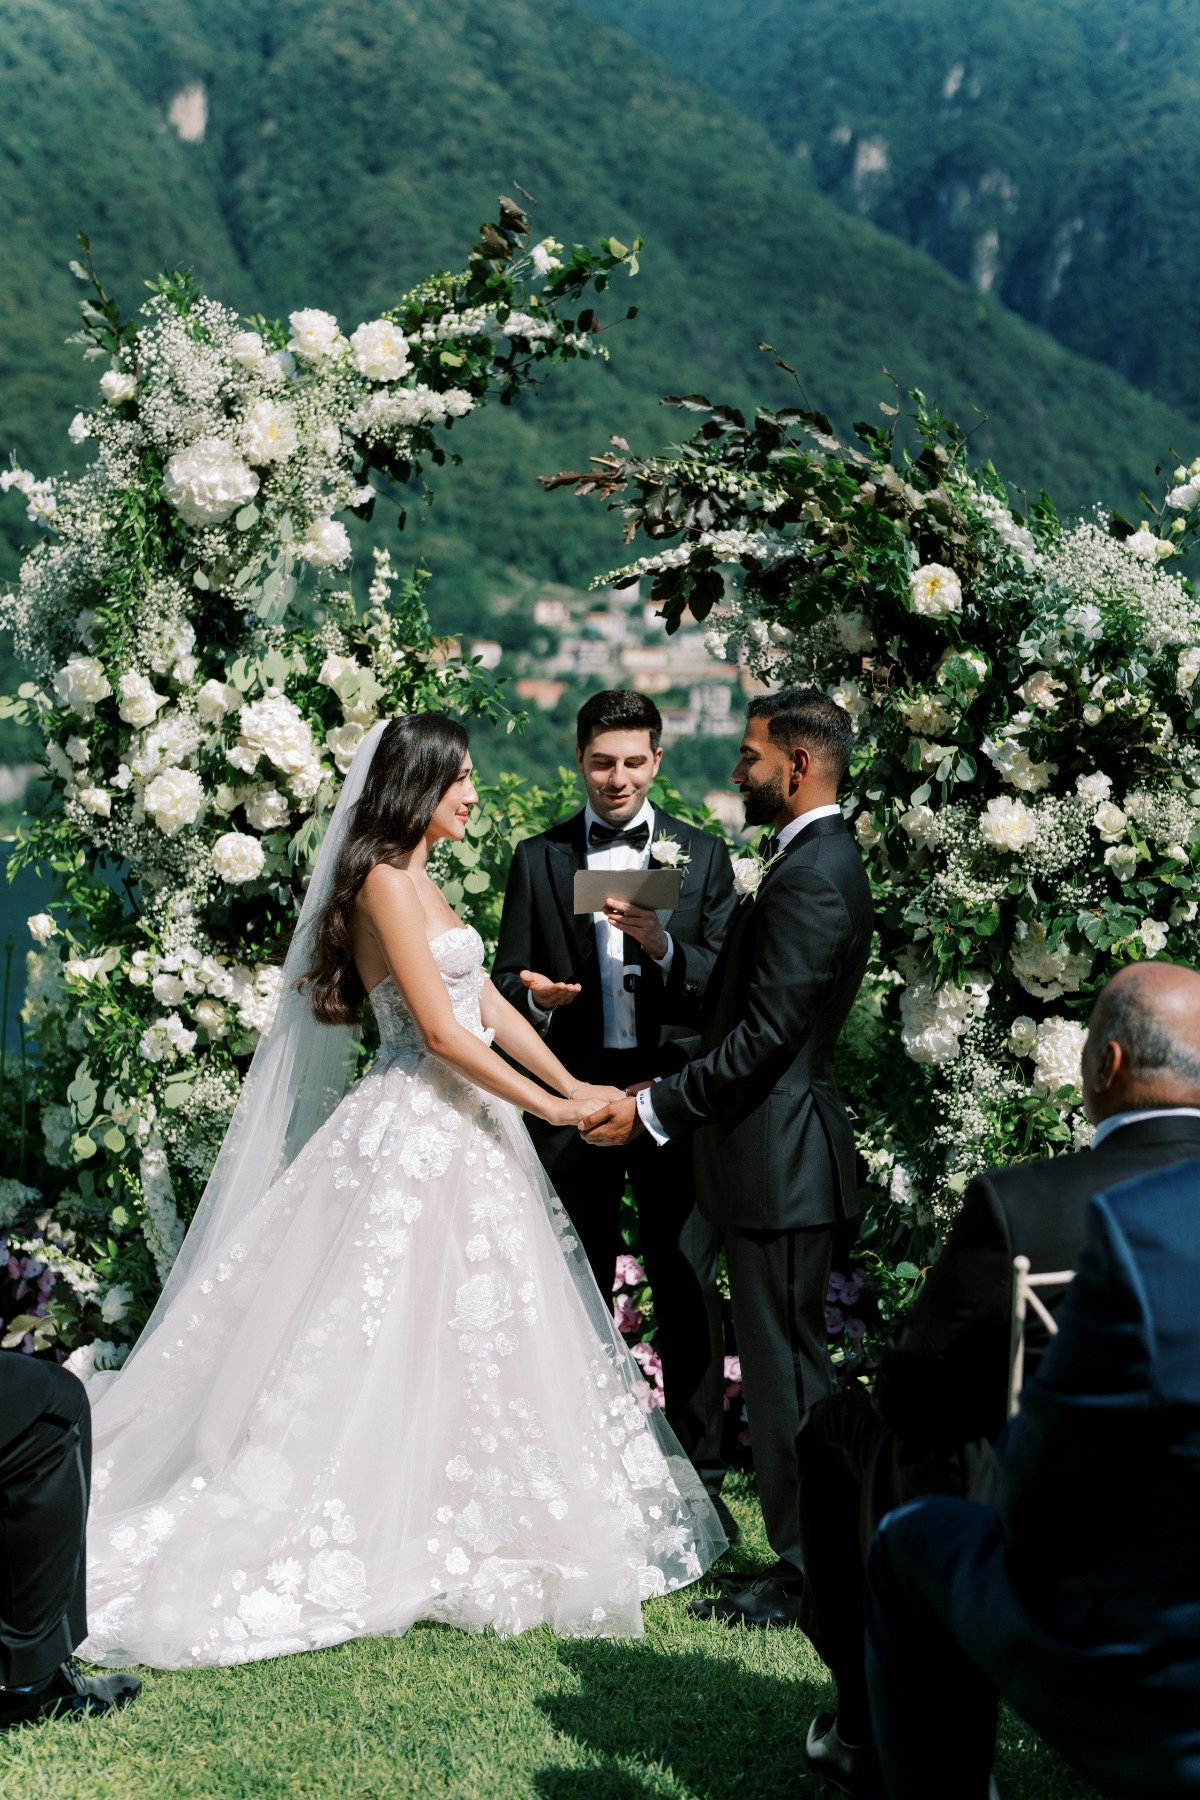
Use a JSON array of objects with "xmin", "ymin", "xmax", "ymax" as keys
[{"xmin": 0, "ymin": 1477, "xmax": 1095, "ymax": 1800}]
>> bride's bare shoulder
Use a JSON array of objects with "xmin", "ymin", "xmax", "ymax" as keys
[{"xmin": 359, "ymin": 863, "xmax": 422, "ymax": 919}]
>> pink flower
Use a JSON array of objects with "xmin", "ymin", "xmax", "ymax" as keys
[
  {"xmin": 613, "ymin": 1294, "xmax": 644, "ymax": 1336},
  {"xmin": 613, "ymin": 1253, "xmax": 646, "ymax": 1290},
  {"xmin": 631, "ymin": 1341, "xmax": 663, "ymax": 1383},
  {"xmin": 723, "ymin": 1354, "xmax": 742, "ymax": 1383}
]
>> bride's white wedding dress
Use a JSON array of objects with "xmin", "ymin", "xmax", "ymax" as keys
[{"xmin": 82, "ymin": 926, "xmax": 725, "ymax": 1668}]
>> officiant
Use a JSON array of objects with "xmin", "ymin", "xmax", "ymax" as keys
[{"xmin": 494, "ymin": 689, "xmax": 737, "ymax": 1527}]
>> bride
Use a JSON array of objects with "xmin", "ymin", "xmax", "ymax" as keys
[{"xmin": 80, "ymin": 713, "xmax": 725, "ymax": 1668}]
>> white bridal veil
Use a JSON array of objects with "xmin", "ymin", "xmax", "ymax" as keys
[{"xmin": 115, "ymin": 718, "xmax": 390, "ymax": 1379}]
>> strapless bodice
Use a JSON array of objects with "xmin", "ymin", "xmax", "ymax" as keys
[{"xmin": 368, "ymin": 925, "xmax": 488, "ymax": 1055}]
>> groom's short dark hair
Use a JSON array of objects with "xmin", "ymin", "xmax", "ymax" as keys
[
  {"xmin": 576, "ymin": 689, "xmax": 663, "ymax": 752},
  {"xmin": 747, "ymin": 687, "xmax": 853, "ymax": 783}
]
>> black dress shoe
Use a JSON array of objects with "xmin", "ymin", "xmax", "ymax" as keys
[
  {"xmin": 805, "ymin": 1711, "xmax": 868, "ymax": 1794},
  {"xmin": 0, "ymin": 1659, "xmax": 141, "ymax": 1728},
  {"xmin": 708, "ymin": 1493, "xmax": 740, "ymax": 1544},
  {"xmin": 688, "ymin": 1573, "xmax": 807, "ymax": 1627}
]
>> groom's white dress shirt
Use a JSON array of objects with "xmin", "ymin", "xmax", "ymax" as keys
[
  {"xmin": 635, "ymin": 802, "xmax": 843, "ymax": 1144},
  {"xmin": 531, "ymin": 800, "xmax": 674, "ymax": 1050}
]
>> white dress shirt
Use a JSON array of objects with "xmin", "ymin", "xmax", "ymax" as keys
[
  {"xmin": 531, "ymin": 800, "xmax": 674, "ymax": 1050},
  {"xmin": 1089, "ymin": 1106, "xmax": 1200, "ymax": 1149},
  {"xmin": 636, "ymin": 801, "xmax": 843, "ymax": 1144}
]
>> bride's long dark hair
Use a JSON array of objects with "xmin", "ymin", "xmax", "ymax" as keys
[{"xmin": 305, "ymin": 712, "xmax": 470, "ymax": 1025}]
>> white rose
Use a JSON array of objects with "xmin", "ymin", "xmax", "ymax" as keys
[
  {"xmin": 164, "ymin": 437, "xmax": 259, "ymax": 526},
  {"xmin": 229, "ymin": 330, "xmax": 266, "ymax": 369},
  {"xmin": 99, "ymin": 368, "xmax": 137, "ymax": 405},
  {"xmin": 317, "ymin": 654, "xmax": 358, "ymax": 691},
  {"xmin": 650, "ymin": 836, "xmax": 685, "ymax": 868},
  {"xmin": 325, "ymin": 722, "xmax": 365, "ymax": 774},
  {"xmin": 99, "ymin": 1283, "xmax": 133, "ymax": 1325},
  {"xmin": 1092, "ymin": 801, "xmax": 1127, "ymax": 842},
  {"xmin": 834, "ymin": 610, "xmax": 877, "ymax": 654},
  {"xmin": 213, "ymin": 831, "xmax": 265, "ymax": 885},
  {"xmin": 1167, "ymin": 482, "xmax": 1200, "ymax": 511},
  {"xmin": 241, "ymin": 399, "xmax": 299, "ymax": 466},
  {"xmin": 1016, "ymin": 671, "xmax": 1066, "ymax": 711},
  {"xmin": 1007, "ymin": 1016, "xmax": 1039, "ymax": 1056},
  {"xmin": 144, "ymin": 768, "xmax": 203, "ymax": 836},
  {"xmin": 117, "ymin": 670, "xmax": 166, "ymax": 729},
  {"xmin": 297, "ymin": 518, "xmax": 352, "ymax": 568},
  {"xmin": 243, "ymin": 784, "xmax": 290, "ymax": 831},
  {"xmin": 854, "ymin": 814, "xmax": 881, "ymax": 847},
  {"xmin": 909, "ymin": 562, "xmax": 962, "ymax": 617},
  {"xmin": 900, "ymin": 801, "xmax": 938, "ymax": 845},
  {"xmin": 1082, "ymin": 704, "xmax": 1103, "ymax": 726},
  {"xmin": 27, "ymin": 913, "xmax": 57, "ymax": 944},
  {"xmin": 731, "ymin": 857, "xmax": 765, "ymax": 898},
  {"xmin": 196, "ymin": 679, "xmax": 242, "ymax": 725},
  {"xmin": 1138, "ymin": 919, "xmax": 1170, "ymax": 955},
  {"xmin": 1104, "ymin": 843, "xmax": 1140, "ymax": 881},
  {"xmin": 1176, "ymin": 647, "xmax": 1200, "ymax": 695},
  {"xmin": 1075, "ymin": 772, "xmax": 1112, "ymax": 802},
  {"xmin": 979, "ymin": 795, "xmax": 1036, "ymax": 852},
  {"xmin": 54, "ymin": 655, "xmax": 112, "ymax": 718},
  {"xmin": 287, "ymin": 308, "xmax": 346, "ymax": 362},
  {"xmin": 77, "ymin": 785, "xmax": 112, "ymax": 817},
  {"xmin": 349, "ymin": 318, "xmax": 412, "ymax": 381}
]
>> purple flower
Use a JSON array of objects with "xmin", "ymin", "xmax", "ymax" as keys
[
  {"xmin": 825, "ymin": 1307, "xmax": 845, "ymax": 1336},
  {"xmin": 844, "ymin": 1315, "xmax": 867, "ymax": 1345},
  {"xmin": 827, "ymin": 1269, "xmax": 864, "ymax": 1306}
]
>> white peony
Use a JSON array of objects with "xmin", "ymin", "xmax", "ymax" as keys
[
  {"xmin": 144, "ymin": 768, "xmax": 203, "ymax": 836},
  {"xmin": 77, "ymin": 785, "xmax": 112, "ymax": 817},
  {"xmin": 241, "ymin": 399, "xmax": 299, "ymax": 465},
  {"xmin": 349, "ymin": 318, "xmax": 412, "ymax": 381},
  {"xmin": 287, "ymin": 308, "xmax": 345, "ymax": 362},
  {"xmin": 196, "ymin": 679, "xmax": 242, "ymax": 724},
  {"xmin": 1031, "ymin": 1018, "xmax": 1087, "ymax": 1102},
  {"xmin": 164, "ymin": 437, "xmax": 259, "ymax": 526},
  {"xmin": 117, "ymin": 671, "xmax": 167, "ymax": 729},
  {"xmin": 731, "ymin": 856, "xmax": 765, "ymax": 898},
  {"xmin": 238, "ymin": 692, "xmax": 318, "ymax": 775},
  {"xmin": 1092, "ymin": 801, "xmax": 1128, "ymax": 842},
  {"xmin": 909, "ymin": 563, "xmax": 963, "ymax": 617},
  {"xmin": 99, "ymin": 368, "xmax": 137, "ymax": 405},
  {"xmin": 54, "ymin": 655, "xmax": 112, "ymax": 718},
  {"xmin": 325, "ymin": 723, "xmax": 366, "ymax": 774},
  {"xmin": 834, "ymin": 610, "xmax": 877, "ymax": 654},
  {"xmin": 27, "ymin": 912, "xmax": 57, "ymax": 944},
  {"xmin": 979, "ymin": 795, "xmax": 1037, "ymax": 852},
  {"xmin": 237, "ymin": 1587, "xmax": 304, "ymax": 1640},
  {"xmin": 213, "ymin": 832, "xmax": 265, "ymax": 885},
  {"xmin": 297, "ymin": 518, "xmax": 352, "ymax": 569},
  {"xmin": 1138, "ymin": 919, "xmax": 1170, "ymax": 955}
]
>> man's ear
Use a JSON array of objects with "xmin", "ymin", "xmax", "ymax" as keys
[
  {"xmin": 1095, "ymin": 1038, "xmax": 1123, "ymax": 1093},
  {"xmin": 790, "ymin": 745, "xmax": 811, "ymax": 790}
]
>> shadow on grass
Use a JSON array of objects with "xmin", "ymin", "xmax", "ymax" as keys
[{"xmin": 532, "ymin": 1639, "xmax": 1096, "ymax": 1800}]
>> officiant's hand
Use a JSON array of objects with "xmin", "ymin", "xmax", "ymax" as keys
[
  {"xmin": 601, "ymin": 900, "xmax": 669, "ymax": 963},
  {"xmin": 578, "ymin": 1095, "xmax": 643, "ymax": 1147},
  {"xmin": 521, "ymin": 969, "xmax": 582, "ymax": 1010}
]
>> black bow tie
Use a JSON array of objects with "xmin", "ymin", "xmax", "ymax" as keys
[
  {"xmin": 759, "ymin": 833, "xmax": 780, "ymax": 861},
  {"xmin": 588, "ymin": 819, "xmax": 650, "ymax": 852}
]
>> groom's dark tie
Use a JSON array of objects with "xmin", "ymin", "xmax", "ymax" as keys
[
  {"xmin": 588, "ymin": 820, "xmax": 650, "ymax": 852},
  {"xmin": 759, "ymin": 833, "xmax": 780, "ymax": 861}
]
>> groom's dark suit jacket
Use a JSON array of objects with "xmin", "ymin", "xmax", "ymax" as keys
[
  {"xmin": 493, "ymin": 809, "xmax": 736, "ymax": 1171},
  {"xmin": 653, "ymin": 813, "xmax": 874, "ymax": 1231}
]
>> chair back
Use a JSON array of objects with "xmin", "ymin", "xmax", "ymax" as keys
[{"xmin": 1008, "ymin": 1255, "xmax": 1077, "ymax": 1418}]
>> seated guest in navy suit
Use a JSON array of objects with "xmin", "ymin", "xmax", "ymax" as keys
[
  {"xmin": 800, "ymin": 961, "xmax": 1200, "ymax": 1794},
  {"xmin": 865, "ymin": 1152, "xmax": 1200, "ymax": 1799},
  {"xmin": 0, "ymin": 1354, "xmax": 140, "ymax": 1726}
]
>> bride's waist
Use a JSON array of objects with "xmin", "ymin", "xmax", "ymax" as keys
[{"xmin": 375, "ymin": 1022, "xmax": 494, "ymax": 1064}]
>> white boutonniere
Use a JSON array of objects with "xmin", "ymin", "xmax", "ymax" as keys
[
  {"xmin": 650, "ymin": 834, "xmax": 691, "ymax": 870},
  {"xmin": 731, "ymin": 844, "xmax": 783, "ymax": 900}
]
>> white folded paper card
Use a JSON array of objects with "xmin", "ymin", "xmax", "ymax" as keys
[{"xmin": 572, "ymin": 868, "xmax": 682, "ymax": 914}]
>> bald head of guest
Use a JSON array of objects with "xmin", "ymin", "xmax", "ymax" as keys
[{"xmin": 1081, "ymin": 962, "xmax": 1200, "ymax": 1124}]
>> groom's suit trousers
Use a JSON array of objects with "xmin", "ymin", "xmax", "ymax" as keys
[{"xmin": 0, "ymin": 1354, "xmax": 91, "ymax": 1687}]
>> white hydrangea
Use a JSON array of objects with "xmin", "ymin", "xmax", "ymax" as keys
[
  {"xmin": 117, "ymin": 671, "xmax": 167, "ymax": 729},
  {"xmin": 297, "ymin": 518, "xmax": 352, "ymax": 568},
  {"xmin": 164, "ymin": 438, "xmax": 259, "ymax": 526},
  {"xmin": 979, "ymin": 795, "xmax": 1037, "ymax": 852},
  {"xmin": 1010, "ymin": 922, "xmax": 1092, "ymax": 1001},
  {"xmin": 213, "ymin": 832, "xmax": 266, "ymax": 885},
  {"xmin": 909, "ymin": 563, "xmax": 962, "ymax": 617},
  {"xmin": 54, "ymin": 656, "xmax": 112, "ymax": 718},
  {"xmin": 243, "ymin": 785, "xmax": 291, "ymax": 831},
  {"xmin": 1031, "ymin": 1018, "xmax": 1087, "ymax": 1102},
  {"xmin": 241, "ymin": 399, "xmax": 299, "ymax": 465},
  {"xmin": 287, "ymin": 308, "xmax": 346, "ymax": 362},
  {"xmin": 899, "ymin": 972, "xmax": 991, "ymax": 1065},
  {"xmin": 349, "ymin": 319, "xmax": 412, "ymax": 381},
  {"xmin": 144, "ymin": 768, "xmax": 203, "ymax": 836},
  {"xmin": 238, "ymin": 692, "xmax": 318, "ymax": 775}
]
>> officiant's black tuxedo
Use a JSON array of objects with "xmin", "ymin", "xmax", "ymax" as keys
[
  {"xmin": 493, "ymin": 806, "xmax": 737, "ymax": 1497},
  {"xmin": 652, "ymin": 812, "xmax": 874, "ymax": 1571},
  {"xmin": 796, "ymin": 1111, "xmax": 1200, "ymax": 1744}
]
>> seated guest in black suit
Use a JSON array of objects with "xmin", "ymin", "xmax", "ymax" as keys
[
  {"xmin": 0, "ymin": 1353, "xmax": 140, "ymax": 1726},
  {"xmin": 865, "ymin": 1151, "xmax": 1200, "ymax": 1799},
  {"xmin": 800, "ymin": 962, "xmax": 1200, "ymax": 1793}
]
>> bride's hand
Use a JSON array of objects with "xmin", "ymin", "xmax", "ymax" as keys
[
  {"xmin": 546, "ymin": 1085, "xmax": 625, "ymax": 1128},
  {"xmin": 567, "ymin": 1083, "xmax": 627, "ymax": 1110}
]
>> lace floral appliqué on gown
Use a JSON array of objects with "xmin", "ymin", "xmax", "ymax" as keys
[{"xmin": 82, "ymin": 928, "xmax": 726, "ymax": 1667}]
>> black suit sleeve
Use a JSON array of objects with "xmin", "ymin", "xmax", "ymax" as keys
[
  {"xmin": 652, "ymin": 859, "xmax": 853, "ymax": 1136},
  {"xmin": 491, "ymin": 839, "xmax": 539, "ymax": 1018},
  {"xmin": 871, "ymin": 1175, "xmax": 1015, "ymax": 1447},
  {"xmin": 661, "ymin": 835, "xmax": 737, "ymax": 1019}
]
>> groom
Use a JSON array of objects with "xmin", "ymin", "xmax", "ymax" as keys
[
  {"xmin": 493, "ymin": 689, "xmax": 737, "ymax": 1528},
  {"xmin": 580, "ymin": 689, "xmax": 873, "ymax": 1624}
]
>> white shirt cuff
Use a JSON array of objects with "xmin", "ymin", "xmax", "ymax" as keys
[
  {"xmin": 636, "ymin": 1083, "xmax": 670, "ymax": 1146},
  {"xmin": 528, "ymin": 995, "xmax": 554, "ymax": 1034},
  {"xmin": 651, "ymin": 932, "xmax": 675, "ymax": 975}
]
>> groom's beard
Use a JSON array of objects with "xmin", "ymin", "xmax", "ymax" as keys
[{"xmin": 742, "ymin": 771, "xmax": 785, "ymax": 828}]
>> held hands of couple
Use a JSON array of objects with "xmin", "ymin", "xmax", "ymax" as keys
[
  {"xmin": 550, "ymin": 1083, "xmax": 626, "ymax": 1128},
  {"xmin": 577, "ymin": 1094, "xmax": 642, "ymax": 1147}
]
